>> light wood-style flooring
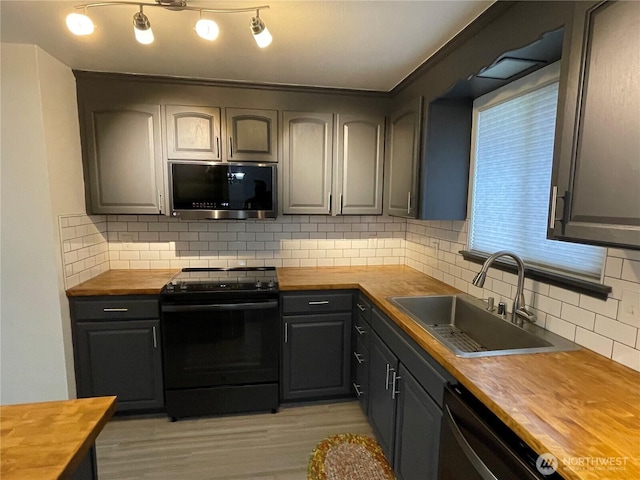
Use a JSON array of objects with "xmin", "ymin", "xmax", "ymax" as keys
[{"xmin": 96, "ymin": 401, "xmax": 374, "ymax": 480}]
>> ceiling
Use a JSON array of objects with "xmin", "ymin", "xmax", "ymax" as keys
[{"xmin": 0, "ymin": 0, "xmax": 494, "ymax": 91}]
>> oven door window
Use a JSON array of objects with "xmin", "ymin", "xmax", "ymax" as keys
[{"xmin": 162, "ymin": 302, "xmax": 279, "ymax": 389}]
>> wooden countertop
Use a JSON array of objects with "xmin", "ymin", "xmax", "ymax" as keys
[
  {"xmin": 0, "ymin": 396, "xmax": 117, "ymax": 480},
  {"xmin": 278, "ymin": 266, "xmax": 640, "ymax": 480},
  {"xmin": 66, "ymin": 269, "xmax": 179, "ymax": 296}
]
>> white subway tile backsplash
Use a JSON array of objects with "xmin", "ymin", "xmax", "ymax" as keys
[
  {"xmin": 594, "ymin": 315, "xmax": 637, "ymax": 347},
  {"xmin": 575, "ymin": 328, "xmax": 614, "ymax": 357},
  {"xmin": 612, "ymin": 342, "xmax": 640, "ymax": 371}
]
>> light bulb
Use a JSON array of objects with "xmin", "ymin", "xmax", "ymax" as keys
[
  {"xmin": 250, "ymin": 16, "xmax": 272, "ymax": 48},
  {"xmin": 66, "ymin": 12, "xmax": 94, "ymax": 36},
  {"xmin": 195, "ymin": 19, "xmax": 219, "ymax": 41},
  {"xmin": 133, "ymin": 11, "xmax": 154, "ymax": 45}
]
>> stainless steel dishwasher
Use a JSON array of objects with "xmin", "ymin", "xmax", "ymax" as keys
[{"xmin": 439, "ymin": 384, "xmax": 564, "ymax": 479}]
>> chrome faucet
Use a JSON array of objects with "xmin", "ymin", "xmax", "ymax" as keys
[{"xmin": 471, "ymin": 251, "xmax": 536, "ymax": 327}]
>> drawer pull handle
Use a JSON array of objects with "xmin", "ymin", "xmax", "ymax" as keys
[
  {"xmin": 356, "ymin": 303, "xmax": 366, "ymax": 312},
  {"xmin": 391, "ymin": 371, "xmax": 401, "ymax": 400},
  {"xmin": 353, "ymin": 352, "xmax": 365, "ymax": 364},
  {"xmin": 385, "ymin": 364, "xmax": 392, "ymax": 390},
  {"xmin": 103, "ymin": 308, "xmax": 128, "ymax": 312},
  {"xmin": 152, "ymin": 326, "xmax": 157, "ymax": 349},
  {"xmin": 308, "ymin": 301, "xmax": 329, "ymax": 305},
  {"xmin": 355, "ymin": 325, "xmax": 366, "ymax": 335}
]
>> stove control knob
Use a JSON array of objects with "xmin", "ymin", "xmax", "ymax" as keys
[
  {"xmin": 255, "ymin": 280, "xmax": 263, "ymax": 289},
  {"xmin": 179, "ymin": 282, "xmax": 187, "ymax": 290},
  {"xmin": 166, "ymin": 283, "xmax": 174, "ymax": 291},
  {"xmin": 268, "ymin": 280, "xmax": 276, "ymax": 289}
]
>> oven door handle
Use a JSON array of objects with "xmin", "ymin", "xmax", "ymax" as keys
[{"xmin": 162, "ymin": 301, "xmax": 278, "ymax": 313}]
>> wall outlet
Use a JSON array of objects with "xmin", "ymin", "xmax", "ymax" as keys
[
  {"xmin": 620, "ymin": 289, "xmax": 640, "ymax": 327},
  {"xmin": 368, "ymin": 238, "xmax": 378, "ymax": 249},
  {"xmin": 120, "ymin": 233, "xmax": 134, "ymax": 250}
]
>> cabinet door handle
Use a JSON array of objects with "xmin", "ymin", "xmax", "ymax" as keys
[
  {"xmin": 353, "ymin": 352, "xmax": 364, "ymax": 364},
  {"xmin": 229, "ymin": 137, "xmax": 233, "ymax": 157},
  {"xmin": 284, "ymin": 322, "xmax": 288, "ymax": 343},
  {"xmin": 353, "ymin": 383, "xmax": 363, "ymax": 397},
  {"xmin": 339, "ymin": 193, "xmax": 343, "ymax": 214},
  {"xmin": 216, "ymin": 136, "xmax": 220, "ymax": 158},
  {"xmin": 355, "ymin": 325, "xmax": 366, "ymax": 335},
  {"xmin": 157, "ymin": 190, "xmax": 163, "ymax": 214},
  {"xmin": 328, "ymin": 192, "xmax": 332, "ymax": 213},
  {"xmin": 308, "ymin": 300, "xmax": 329, "ymax": 305},
  {"xmin": 152, "ymin": 326, "xmax": 157, "ymax": 349},
  {"xmin": 385, "ymin": 364, "xmax": 393, "ymax": 390},
  {"xmin": 356, "ymin": 303, "xmax": 366, "ymax": 312},
  {"xmin": 391, "ymin": 371, "xmax": 401, "ymax": 400},
  {"xmin": 103, "ymin": 308, "xmax": 128, "ymax": 312},
  {"xmin": 407, "ymin": 191, "xmax": 412, "ymax": 215}
]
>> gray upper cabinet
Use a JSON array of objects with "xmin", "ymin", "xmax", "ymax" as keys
[
  {"xmin": 335, "ymin": 114, "xmax": 385, "ymax": 215},
  {"xmin": 549, "ymin": 0, "xmax": 640, "ymax": 249},
  {"xmin": 385, "ymin": 98, "xmax": 422, "ymax": 218},
  {"xmin": 225, "ymin": 108, "xmax": 278, "ymax": 162},
  {"xmin": 282, "ymin": 111, "xmax": 334, "ymax": 214},
  {"xmin": 82, "ymin": 102, "xmax": 164, "ymax": 214},
  {"xmin": 165, "ymin": 105, "xmax": 221, "ymax": 161}
]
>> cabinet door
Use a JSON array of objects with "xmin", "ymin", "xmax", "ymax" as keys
[
  {"xmin": 75, "ymin": 320, "xmax": 163, "ymax": 411},
  {"xmin": 335, "ymin": 114, "xmax": 385, "ymax": 215},
  {"xmin": 393, "ymin": 365, "xmax": 441, "ymax": 480},
  {"xmin": 225, "ymin": 108, "xmax": 277, "ymax": 162},
  {"xmin": 550, "ymin": 1, "xmax": 640, "ymax": 249},
  {"xmin": 165, "ymin": 105, "xmax": 221, "ymax": 161},
  {"xmin": 368, "ymin": 332, "xmax": 399, "ymax": 464},
  {"xmin": 83, "ymin": 103, "xmax": 164, "ymax": 214},
  {"xmin": 282, "ymin": 111, "xmax": 334, "ymax": 214},
  {"xmin": 282, "ymin": 312, "xmax": 351, "ymax": 400},
  {"xmin": 385, "ymin": 98, "xmax": 422, "ymax": 218}
]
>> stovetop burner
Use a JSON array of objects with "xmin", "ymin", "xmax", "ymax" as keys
[{"xmin": 162, "ymin": 267, "xmax": 278, "ymax": 294}]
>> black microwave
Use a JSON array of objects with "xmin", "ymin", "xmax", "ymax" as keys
[{"xmin": 169, "ymin": 162, "xmax": 277, "ymax": 220}]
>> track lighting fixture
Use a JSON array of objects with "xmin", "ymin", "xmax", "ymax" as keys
[{"xmin": 66, "ymin": 1, "xmax": 271, "ymax": 47}]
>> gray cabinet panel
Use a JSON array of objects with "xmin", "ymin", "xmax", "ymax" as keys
[
  {"xmin": 335, "ymin": 114, "xmax": 385, "ymax": 215},
  {"xmin": 226, "ymin": 108, "xmax": 277, "ymax": 162},
  {"xmin": 75, "ymin": 319, "xmax": 163, "ymax": 411},
  {"xmin": 282, "ymin": 111, "xmax": 334, "ymax": 214},
  {"xmin": 369, "ymin": 331, "xmax": 399, "ymax": 463},
  {"xmin": 282, "ymin": 313, "xmax": 351, "ymax": 400},
  {"xmin": 83, "ymin": 103, "xmax": 164, "ymax": 214},
  {"xmin": 394, "ymin": 364, "xmax": 441, "ymax": 480},
  {"xmin": 550, "ymin": 1, "xmax": 640, "ymax": 248},
  {"xmin": 165, "ymin": 105, "xmax": 221, "ymax": 161},
  {"xmin": 385, "ymin": 98, "xmax": 422, "ymax": 218}
]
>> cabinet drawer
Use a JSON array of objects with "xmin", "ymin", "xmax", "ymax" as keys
[
  {"xmin": 73, "ymin": 297, "xmax": 159, "ymax": 320},
  {"xmin": 282, "ymin": 292, "xmax": 352, "ymax": 314},
  {"xmin": 355, "ymin": 295, "xmax": 372, "ymax": 322},
  {"xmin": 353, "ymin": 315, "xmax": 371, "ymax": 350}
]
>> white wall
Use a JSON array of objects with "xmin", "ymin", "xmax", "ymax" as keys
[{"xmin": 0, "ymin": 43, "xmax": 85, "ymax": 404}]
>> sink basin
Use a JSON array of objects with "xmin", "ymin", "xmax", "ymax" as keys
[{"xmin": 388, "ymin": 294, "xmax": 580, "ymax": 358}]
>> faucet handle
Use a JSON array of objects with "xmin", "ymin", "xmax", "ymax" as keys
[
  {"xmin": 497, "ymin": 302, "xmax": 507, "ymax": 316},
  {"xmin": 486, "ymin": 297, "xmax": 495, "ymax": 311}
]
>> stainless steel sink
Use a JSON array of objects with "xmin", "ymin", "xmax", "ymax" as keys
[{"xmin": 387, "ymin": 294, "xmax": 580, "ymax": 358}]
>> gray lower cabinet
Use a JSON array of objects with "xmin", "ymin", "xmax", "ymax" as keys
[
  {"xmin": 281, "ymin": 291, "xmax": 353, "ymax": 400},
  {"xmin": 368, "ymin": 306, "xmax": 453, "ymax": 480},
  {"xmin": 352, "ymin": 295, "xmax": 372, "ymax": 414},
  {"xmin": 385, "ymin": 97, "xmax": 422, "ymax": 218},
  {"xmin": 80, "ymin": 102, "xmax": 165, "ymax": 215},
  {"xmin": 549, "ymin": 0, "xmax": 640, "ymax": 249},
  {"xmin": 71, "ymin": 296, "xmax": 164, "ymax": 412}
]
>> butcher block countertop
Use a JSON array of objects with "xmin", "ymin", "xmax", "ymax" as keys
[
  {"xmin": 0, "ymin": 396, "xmax": 116, "ymax": 480},
  {"xmin": 65, "ymin": 269, "xmax": 178, "ymax": 296},
  {"xmin": 278, "ymin": 265, "xmax": 640, "ymax": 480}
]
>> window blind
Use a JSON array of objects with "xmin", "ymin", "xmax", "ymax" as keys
[{"xmin": 469, "ymin": 81, "xmax": 605, "ymax": 279}]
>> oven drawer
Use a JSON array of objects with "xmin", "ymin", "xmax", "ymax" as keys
[
  {"xmin": 73, "ymin": 297, "xmax": 160, "ymax": 320},
  {"xmin": 282, "ymin": 292, "xmax": 353, "ymax": 314}
]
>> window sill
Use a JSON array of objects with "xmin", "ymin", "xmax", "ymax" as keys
[{"xmin": 460, "ymin": 250, "xmax": 611, "ymax": 300}]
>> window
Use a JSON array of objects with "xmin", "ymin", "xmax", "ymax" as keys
[{"xmin": 469, "ymin": 63, "xmax": 605, "ymax": 280}]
